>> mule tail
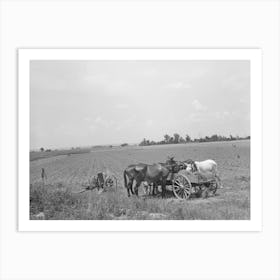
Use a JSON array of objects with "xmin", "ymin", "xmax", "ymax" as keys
[
  {"xmin": 215, "ymin": 174, "xmax": 223, "ymax": 188},
  {"xmin": 213, "ymin": 164, "xmax": 223, "ymax": 189},
  {"xmin": 124, "ymin": 170, "xmax": 134, "ymax": 197}
]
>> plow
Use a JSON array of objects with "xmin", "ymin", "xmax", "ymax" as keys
[{"xmin": 74, "ymin": 172, "xmax": 118, "ymax": 194}]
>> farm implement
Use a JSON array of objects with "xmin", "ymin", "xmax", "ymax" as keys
[{"xmin": 75, "ymin": 172, "xmax": 118, "ymax": 194}]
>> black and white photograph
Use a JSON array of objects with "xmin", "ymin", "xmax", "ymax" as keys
[{"xmin": 26, "ymin": 51, "xmax": 253, "ymax": 222}]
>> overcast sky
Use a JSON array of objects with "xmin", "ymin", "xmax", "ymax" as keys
[{"xmin": 30, "ymin": 60, "xmax": 250, "ymax": 149}]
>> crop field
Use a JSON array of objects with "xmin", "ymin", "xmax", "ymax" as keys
[{"xmin": 30, "ymin": 140, "xmax": 250, "ymax": 220}]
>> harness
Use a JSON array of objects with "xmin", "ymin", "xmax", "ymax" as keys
[{"xmin": 192, "ymin": 162, "xmax": 198, "ymax": 172}]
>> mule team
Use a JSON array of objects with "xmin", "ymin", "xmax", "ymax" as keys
[{"xmin": 123, "ymin": 157, "xmax": 222, "ymax": 198}]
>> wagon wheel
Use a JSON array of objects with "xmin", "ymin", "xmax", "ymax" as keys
[
  {"xmin": 104, "ymin": 175, "xmax": 118, "ymax": 191},
  {"xmin": 172, "ymin": 174, "xmax": 192, "ymax": 200},
  {"xmin": 208, "ymin": 177, "xmax": 219, "ymax": 196}
]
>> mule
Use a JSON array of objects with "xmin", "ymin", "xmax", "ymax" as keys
[
  {"xmin": 124, "ymin": 158, "xmax": 183, "ymax": 197},
  {"xmin": 184, "ymin": 159, "xmax": 223, "ymax": 188},
  {"xmin": 143, "ymin": 160, "xmax": 182, "ymax": 196},
  {"xmin": 123, "ymin": 163, "xmax": 147, "ymax": 197}
]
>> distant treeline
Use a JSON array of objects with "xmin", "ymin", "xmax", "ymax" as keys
[
  {"xmin": 139, "ymin": 133, "xmax": 250, "ymax": 146},
  {"xmin": 30, "ymin": 148, "xmax": 91, "ymax": 161}
]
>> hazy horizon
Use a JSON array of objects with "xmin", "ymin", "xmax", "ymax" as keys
[{"xmin": 30, "ymin": 60, "xmax": 250, "ymax": 150}]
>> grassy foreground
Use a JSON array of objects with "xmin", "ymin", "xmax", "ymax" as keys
[{"xmin": 30, "ymin": 178, "xmax": 250, "ymax": 220}]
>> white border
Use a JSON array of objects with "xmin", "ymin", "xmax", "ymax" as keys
[{"xmin": 18, "ymin": 49, "xmax": 262, "ymax": 231}]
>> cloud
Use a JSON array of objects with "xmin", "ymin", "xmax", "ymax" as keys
[
  {"xmin": 143, "ymin": 68, "xmax": 158, "ymax": 77},
  {"xmin": 89, "ymin": 124, "xmax": 97, "ymax": 132},
  {"xmin": 188, "ymin": 111, "xmax": 236, "ymax": 122},
  {"xmin": 115, "ymin": 103, "xmax": 129, "ymax": 109},
  {"xmin": 85, "ymin": 116, "xmax": 117, "ymax": 129},
  {"xmin": 166, "ymin": 81, "xmax": 191, "ymax": 90},
  {"xmin": 239, "ymin": 97, "xmax": 249, "ymax": 104},
  {"xmin": 82, "ymin": 75, "xmax": 132, "ymax": 96},
  {"xmin": 89, "ymin": 116, "xmax": 112, "ymax": 127},
  {"xmin": 192, "ymin": 99, "xmax": 207, "ymax": 111},
  {"xmin": 84, "ymin": 117, "xmax": 92, "ymax": 122},
  {"xmin": 221, "ymin": 74, "xmax": 249, "ymax": 92},
  {"xmin": 146, "ymin": 119, "xmax": 154, "ymax": 127},
  {"xmin": 115, "ymin": 119, "xmax": 134, "ymax": 131},
  {"xmin": 94, "ymin": 116, "xmax": 101, "ymax": 123}
]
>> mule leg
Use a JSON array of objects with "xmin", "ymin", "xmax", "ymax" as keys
[
  {"xmin": 143, "ymin": 182, "xmax": 149, "ymax": 195},
  {"xmin": 127, "ymin": 179, "xmax": 134, "ymax": 197},
  {"xmin": 131, "ymin": 179, "xmax": 135, "ymax": 195},
  {"xmin": 134, "ymin": 180, "xmax": 141, "ymax": 196},
  {"xmin": 161, "ymin": 180, "xmax": 166, "ymax": 198},
  {"xmin": 129, "ymin": 180, "xmax": 134, "ymax": 195},
  {"xmin": 216, "ymin": 175, "xmax": 223, "ymax": 188},
  {"xmin": 127, "ymin": 181, "xmax": 131, "ymax": 197},
  {"xmin": 153, "ymin": 184, "xmax": 158, "ymax": 196}
]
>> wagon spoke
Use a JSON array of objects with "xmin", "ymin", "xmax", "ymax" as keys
[
  {"xmin": 99, "ymin": 174, "xmax": 118, "ymax": 191},
  {"xmin": 174, "ymin": 179, "xmax": 182, "ymax": 187},
  {"xmin": 106, "ymin": 178, "xmax": 113, "ymax": 187},
  {"xmin": 180, "ymin": 188, "xmax": 184, "ymax": 198},
  {"xmin": 179, "ymin": 189, "xmax": 185, "ymax": 198},
  {"xmin": 178, "ymin": 189, "xmax": 183, "ymax": 198},
  {"xmin": 177, "ymin": 188, "xmax": 182, "ymax": 197},
  {"xmin": 184, "ymin": 189, "xmax": 190, "ymax": 199}
]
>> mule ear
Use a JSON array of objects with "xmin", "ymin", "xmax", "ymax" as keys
[{"xmin": 193, "ymin": 162, "xmax": 198, "ymax": 171}]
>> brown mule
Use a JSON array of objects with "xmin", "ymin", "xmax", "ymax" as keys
[{"xmin": 123, "ymin": 157, "xmax": 183, "ymax": 198}]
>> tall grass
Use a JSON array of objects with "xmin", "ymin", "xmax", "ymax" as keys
[{"xmin": 30, "ymin": 178, "xmax": 250, "ymax": 220}]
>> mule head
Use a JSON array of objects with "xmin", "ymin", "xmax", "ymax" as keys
[
  {"xmin": 177, "ymin": 161, "xmax": 186, "ymax": 171},
  {"xmin": 166, "ymin": 156, "xmax": 176, "ymax": 165},
  {"xmin": 166, "ymin": 158, "xmax": 185, "ymax": 173},
  {"xmin": 184, "ymin": 159, "xmax": 197, "ymax": 172}
]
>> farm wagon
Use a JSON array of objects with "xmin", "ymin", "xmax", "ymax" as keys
[{"xmin": 164, "ymin": 170, "xmax": 219, "ymax": 200}]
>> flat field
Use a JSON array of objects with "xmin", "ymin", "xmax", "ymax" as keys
[{"xmin": 30, "ymin": 140, "xmax": 250, "ymax": 220}]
